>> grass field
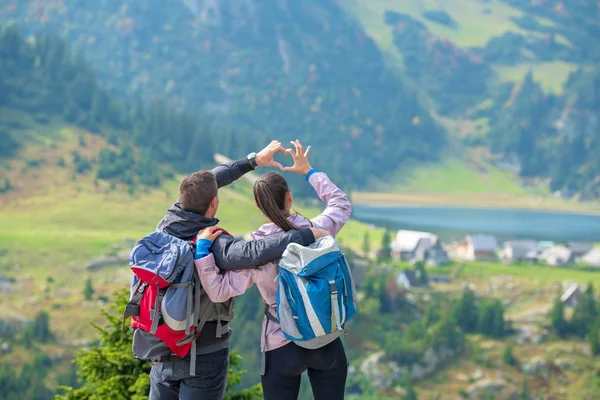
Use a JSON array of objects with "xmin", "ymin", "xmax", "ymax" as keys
[
  {"xmin": 448, "ymin": 261, "xmax": 600, "ymax": 288},
  {"xmin": 339, "ymin": 0, "xmax": 524, "ymax": 50},
  {"xmin": 494, "ymin": 62, "xmax": 579, "ymax": 94},
  {"xmin": 355, "ymin": 156, "xmax": 600, "ymax": 214}
]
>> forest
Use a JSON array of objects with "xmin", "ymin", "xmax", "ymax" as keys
[{"xmin": 0, "ymin": 0, "xmax": 447, "ymax": 190}]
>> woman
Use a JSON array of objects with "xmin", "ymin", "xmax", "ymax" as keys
[{"xmin": 194, "ymin": 140, "xmax": 352, "ymax": 400}]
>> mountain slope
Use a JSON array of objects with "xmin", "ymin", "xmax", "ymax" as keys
[{"xmin": 0, "ymin": 0, "xmax": 446, "ymax": 187}]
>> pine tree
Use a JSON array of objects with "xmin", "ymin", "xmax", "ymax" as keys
[
  {"xmin": 453, "ymin": 288, "xmax": 479, "ymax": 333},
  {"xmin": 22, "ymin": 311, "xmax": 54, "ymax": 344},
  {"xmin": 57, "ymin": 290, "xmax": 262, "ymax": 400},
  {"xmin": 589, "ymin": 328, "xmax": 600, "ymax": 356},
  {"xmin": 571, "ymin": 283, "xmax": 597, "ymax": 336},
  {"xmin": 362, "ymin": 231, "xmax": 371, "ymax": 258},
  {"xmin": 550, "ymin": 296, "xmax": 569, "ymax": 337},
  {"xmin": 0, "ymin": 177, "xmax": 11, "ymax": 193},
  {"xmin": 83, "ymin": 278, "xmax": 95, "ymax": 301},
  {"xmin": 502, "ymin": 345, "xmax": 517, "ymax": 366},
  {"xmin": 378, "ymin": 225, "xmax": 392, "ymax": 262},
  {"xmin": 415, "ymin": 262, "xmax": 428, "ymax": 285},
  {"xmin": 520, "ymin": 378, "xmax": 529, "ymax": 400}
]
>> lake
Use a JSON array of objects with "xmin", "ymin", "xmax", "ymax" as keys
[{"xmin": 352, "ymin": 206, "xmax": 600, "ymax": 242}]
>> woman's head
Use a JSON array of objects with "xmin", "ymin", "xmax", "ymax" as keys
[{"xmin": 253, "ymin": 172, "xmax": 298, "ymax": 231}]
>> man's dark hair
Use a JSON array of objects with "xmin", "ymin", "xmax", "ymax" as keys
[{"xmin": 178, "ymin": 171, "xmax": 218, "ymax": 215}]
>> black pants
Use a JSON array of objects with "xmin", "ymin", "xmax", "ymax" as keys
[
  {"xmin": 261, "ymin": 338, "xmax": 348, "ymax": 400},
  {"xmin": 148, "ymin": 348, "xmax": 228, "ymax": 400}
]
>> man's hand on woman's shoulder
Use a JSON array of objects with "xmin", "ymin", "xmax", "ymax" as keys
[{"xmin": 310, "ymin": 227, "xmax": 331, "ymax": 239}]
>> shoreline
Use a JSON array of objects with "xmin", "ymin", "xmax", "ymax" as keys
[{"xmin": 351, "ymin": 192, "xmax": 600, "ymax": 216}]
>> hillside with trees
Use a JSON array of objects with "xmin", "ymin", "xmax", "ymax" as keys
[
  {"xmin": 1, "ymin": 0, "xmax": 597, "ymax": 200},
  {"xmin": 0, "ymin": 0, "xmax": 446, "ymax": 189}
]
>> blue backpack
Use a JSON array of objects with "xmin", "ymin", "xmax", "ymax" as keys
[{"xmin": 266, "ymin": 236, "xmax": 357, "ymax": 350}]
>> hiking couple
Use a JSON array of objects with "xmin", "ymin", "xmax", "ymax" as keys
[{"xmin": 128, "ymin": 140, "xmax": 353, "ymax": 400}]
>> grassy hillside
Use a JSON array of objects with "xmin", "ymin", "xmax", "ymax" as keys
[
  {"xmin": 339, "ymin": 0, "xmax": 524, "ymax": 49},
  {"xmin": 355, "ymin": 155, "xmax": 600, "ymax": 215},
  {"xmin": 339, "ymin": 0, "xmax": 572, "ymax": 91},
  {"xmin": 337, "ymin": 0, "xmax": 599, "ymax": 209}
]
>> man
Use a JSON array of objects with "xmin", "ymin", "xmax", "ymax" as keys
[{"xmin": 137, "ymin": 140, "xmax": 329, "ymax": 400}]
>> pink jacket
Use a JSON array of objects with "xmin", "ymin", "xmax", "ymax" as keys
[{"xmin": 194, "ymin": 171, "xmax": 352, "ymax": 353}]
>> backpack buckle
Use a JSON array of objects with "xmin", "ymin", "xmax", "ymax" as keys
[
  {"xmin": 328, "ymin": 280, "xmax": 338, "ymax": 295},
  {"xmin": 137, "ymin": 282, "xmax": 148, "ymax": 293}
]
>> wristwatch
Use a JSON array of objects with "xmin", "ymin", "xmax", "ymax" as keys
[{"xmin": 246, "ymin": 152, "xmax": 258, "ymax": 169}]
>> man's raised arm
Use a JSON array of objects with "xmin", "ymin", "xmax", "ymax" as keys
[
  {"xmin": 210, "ymin": 228, "xmax": 329, "ymax": 271},
  {"xmin": 212, "ymin": 140, "xmax": 286, "ymax": 188}
]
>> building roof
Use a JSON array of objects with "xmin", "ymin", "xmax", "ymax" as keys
[
  {"xmin": 392, "ymin": 230, "xmax": 438, "ymax": 252},
  {"xmin": 540, "ymin": 245, "xmax": 572, "ymax": 261},
  {"xmin": 561, "ymin": 283, "xmax": 581, "ymax": 303},
  {"xmin": 582, "ymin": 248, "xmax": 600, "ymax": 267},
  {"xmin": 567, "ymin": 242, "xmax": 594, "ymax": 255},
  {"xmin": 466, "ymin": 234, "xmax": 498, "ymax": 251},
  {"xmin": 504, "ymin": 240, "xmax": 538, "ymax": 251}
]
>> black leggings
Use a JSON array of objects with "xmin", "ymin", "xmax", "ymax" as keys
[{"xmin": 261, "ymin": 338, "xmax": 348, "ymax": 400}]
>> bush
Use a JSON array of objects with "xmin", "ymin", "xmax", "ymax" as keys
[
  {"xmin": 21, "ymin": 311, "xmax": 54, "ymax": 344},
  {"xmin": 502, "ymin": 345, "xmax": 517, "ymax": 366}
]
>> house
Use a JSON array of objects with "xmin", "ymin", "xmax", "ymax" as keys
[
  {"xmin": 390, "ymin": 230, "xmax": 449, "ymax": 266},
  {"xmin": 397, "ymin": 270, "xmax": 426, "ymax": 290},
  {"xmin": 561, "ymin": 283, "xmax": 582, "ymax": 307},
  {"xmin": 567, "ymin": 242, "xmax": 594, "ymax": 258},
  {"xmin": 429, "ymin": 275, "xmax": 452, "ymax": 284},
  {"xmin": 581, "ymin": 248, "xmax": 600, "ymax": 267},
  {"xmin": 499, "ymin": 240, "xmax": 538, "ymax": 262},
  {"xmin": 538, "ymin": 245, "xmax": 573, "ymax": 266},
  {"xmin": 455, "ymin": 234, "xmax": 498, "ymax": 261}
]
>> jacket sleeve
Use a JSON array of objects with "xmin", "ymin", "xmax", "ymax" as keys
[
  {"xmin": 194, "ymin": 254, "xmax": 256, "ymax": 303},
  {"xmin": 308, "ymin": 172, "xmax": 352, "ymax": 237},
  {"xmin": 211, "ymin": 158, "xmax": 255, "ymax": 188},
  {"xmin": 209, "ymin": 228, "xmax": 315, "ymax": 270}
]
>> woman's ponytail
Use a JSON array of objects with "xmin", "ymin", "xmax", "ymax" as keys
[{"xmin": 253, "ymin": 172, "xmax": 299, "ymax": 232}]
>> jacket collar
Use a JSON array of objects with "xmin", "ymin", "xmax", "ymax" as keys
[{"xmin": 157, "ymin": 202, "xmax": 219, "ymax": 241}]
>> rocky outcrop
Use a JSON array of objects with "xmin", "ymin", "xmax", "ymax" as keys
[
  {"xmin": 465, "ymin": 379, "xmax": 505, "ymax": 400},
  {"xmin": 0, "ymin": 274, "xmax": 15, "ymax": 293},
  {"xmin": 356, "ymin": 346, "xmax": 460, "ymax": 391},
  {"xmin": 85, "ymin": 255, "xmax": 128, "ymax": 270},
  {"xmin": 522, "ymin": 356, "xmax": 552, "ymax": 379}
]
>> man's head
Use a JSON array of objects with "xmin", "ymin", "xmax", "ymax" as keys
[{"xmin": 178, "ymin": 171, "xmax": 219, "ymax": 218}]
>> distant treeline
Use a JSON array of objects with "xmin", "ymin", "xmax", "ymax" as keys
[
  {"xmin": 0, "ymin": 0, "xmax": 447, "ymax": 189},
  {"xmin": 0, "ymin": 24, "xmax": 226, "ymax": 188}
]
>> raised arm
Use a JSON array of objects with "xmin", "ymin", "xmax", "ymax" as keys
[
  {"xmin": 210, "ymin": 228, "xmax": 323, "ymax": 271},
  {"xmin": 307, "ymin": 171, "xmax": 352, "ymax": 237},
  {"xmin": 211, "ymin": 158, "xmax": 255, "ymax": 188},
  {"xmin": 282, "ymin": 140, "xmax": 352, "ymax": 237},
  {"xmin": 212, "ymin": 140, "xmax": 288, "ymax": 188}
]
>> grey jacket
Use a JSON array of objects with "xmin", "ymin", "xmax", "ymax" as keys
[{"xmin": 132, "ymin": 157, "xmax": 316, "ymax": 359}]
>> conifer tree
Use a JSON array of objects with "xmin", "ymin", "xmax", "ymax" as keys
[
  {"xmin": 550, "ymin": 295, "xmax": 569, "ymax": 337},
  {"xmin": 83, "ymin": 278, "xmax": 95, "ymax": 301},
  {"xmin": 57, "ymin": 290, "xmax": 261, "ymax": 400},
  {"xmin": 362, "ymin": 231, "xmax": 371, "ymax": 258},
  {"xmin": 589, "ymin": 328, "xmax": 600, "ymax": 356},
  {"xmin": 378, "ymin": 225, "xmax": 392, "ymax": 262},
  {"xmin": 571, "ymin": 283, "xmax": 597, "ymax": 336},
  {"xmin": 453, "ymin": 288, "xmax": 479, "ymax": 333}
]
